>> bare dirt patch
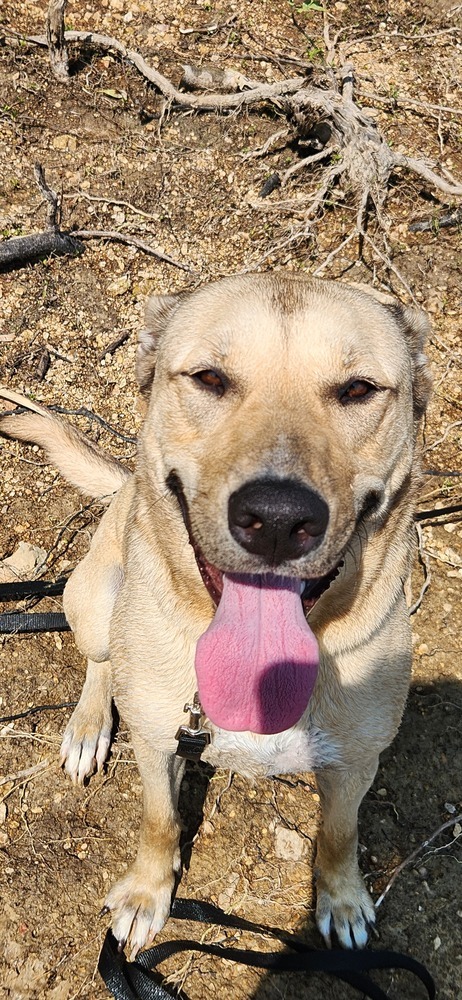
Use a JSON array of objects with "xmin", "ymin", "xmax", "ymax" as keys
[{"xmin": 0, "ymin": 2, "xmax": 461, "ymax": 999}]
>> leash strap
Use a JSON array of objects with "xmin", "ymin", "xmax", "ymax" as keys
[
  {"xmin": 98, "ymin": 897, "xmax": 435, "ymax": 1000},
  {"xmin": 0, "ymin": 612, "xmax": 70, "ymax": 633},
  {"xmin": 0, "ymin": 577, "xmax": 70, "ymax": 634}
]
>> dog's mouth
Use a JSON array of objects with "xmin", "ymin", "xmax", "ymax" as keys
[
  {"xmin": 193, "ymin": 542, "xmax": 341, "ymax": 614},
  {"xmin": 167, "ymin": 472, "xmax": 342, "ymax": 737}
]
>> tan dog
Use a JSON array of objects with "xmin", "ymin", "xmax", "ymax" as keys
[{"xmin": 0, "ymin": 274, "xmax": 432, "ymax": 959}]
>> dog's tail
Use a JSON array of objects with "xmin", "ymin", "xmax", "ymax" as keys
[{"xmin": 0, "ymin": 388, "xmax": 131, "ymax": 500}]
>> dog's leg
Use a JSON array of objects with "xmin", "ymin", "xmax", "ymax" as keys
[
  {"xmin": 104, "ymin": 744, "xmax": 185, "ymax": 959},
  {"xmin": 60, "ymin": 659, "xmax": 113, "ymax": 784},
  {"xmin": 314, "ymin": 760, "xmax": 378, "ymax": 949}
]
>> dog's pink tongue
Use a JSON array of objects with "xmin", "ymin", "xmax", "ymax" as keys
[{"xmin": 195, "ymin": 574, "xmax": 319, "ymax": 735}]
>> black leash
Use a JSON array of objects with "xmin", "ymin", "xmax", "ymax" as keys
[
  {"xmin": 0, "ymin": 576, "xmax": 69, "ymax": 633},
  {"xmin": 98, "ymin": 897, "xmax": 435, "ymax": 1000}
]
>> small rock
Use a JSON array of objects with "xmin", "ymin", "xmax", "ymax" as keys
[
  {"xmin": 52, "ymin": 134, "xmax": 77, "ymax": 151},
  {"xmin": 274, "ymin": 825, "xmax": 307, "ymax": 861},
  {"xmin": 0, "ymin": 541, "xmax": 47, "ymax": 582},
  {"xmin": 107, "ymin": 275, "xmax": 131, "ymax": 296}
]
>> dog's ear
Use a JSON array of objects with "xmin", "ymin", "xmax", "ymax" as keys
[
  {"xmin": 137, "ymin": 293, "xmax": 186, "ymax": 397},
  {"xmin": 397, "ymin": 304, "xmax": 432, "ymax": 422},
  {"xmin": 346, "ymin": 283, "xmax": 432, "ymax": 422}
]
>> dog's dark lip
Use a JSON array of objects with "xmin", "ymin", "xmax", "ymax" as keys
[
  {"xmin": 166, "ymin": 470, "xmax": 343, "ymax": 613},
  {"xmin": 301, "ymin": 563, "xmax": 343, "ymax": 612}
]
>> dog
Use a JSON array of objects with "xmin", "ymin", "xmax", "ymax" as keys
[{"xmin": 0, "ymin": 273, "xmax": 432, "ymax": 960}]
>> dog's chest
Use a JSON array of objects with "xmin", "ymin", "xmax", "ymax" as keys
[{"xmin": 202, "ymin": 722, "xmax": 340, "ymax": 779}]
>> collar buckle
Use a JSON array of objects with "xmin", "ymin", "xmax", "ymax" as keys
[{"xmin": 175, "ymin": 692, "xmax": 211, "ymax": 762}]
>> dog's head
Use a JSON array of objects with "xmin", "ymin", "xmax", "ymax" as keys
[{"xmin": 137, "ymin": 274, "xmax": 431, "ymax": 734}]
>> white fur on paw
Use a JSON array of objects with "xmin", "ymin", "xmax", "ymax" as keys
[
  {"xmin": 104, "ymin": 867, "xmax": 175, "ymax": 960},
  {"xmin": 316, "ymin": 882, "xmax": 376, "ymax": 949},
  {"xmin": 60, "ymin": 711, "xmax": 112, "ymax": 784}
]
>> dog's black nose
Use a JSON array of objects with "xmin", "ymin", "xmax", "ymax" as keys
[{"xmin": 228, "ymin": 478, "xmax": 329, "ymax": 565}]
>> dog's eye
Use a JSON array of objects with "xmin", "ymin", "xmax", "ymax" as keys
[
  {"xmin": 192, "ymin": 370, "xmax": 226, "ymax": 397},
  {"xmin": 339, "ymin": 379, "xmax": 378, "ymax": 404}
]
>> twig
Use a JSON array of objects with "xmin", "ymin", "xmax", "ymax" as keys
[
  {"xmin": 361, "ymin": 234, "xmax": 418, "ymax": 304},
  {"xmin": 242, "ymin": 127, "xmax": 291, "ymax": 161},
  {"xmin": 34, "ymin": 162, "xmax": 61, "ymax": 229},
  {"xmin": 409, "ymin": 523, "xmax": 432, "ymax": 615},
  {"xmin": 49, "ymin": 405, "xmax": 136, "ymax": 443},
  {"xmin": 178, "ymin": 15, "xmax": 236, "ymax": 37},
  {"xmin": 415, "ymin": 503, "xmax": 462, "ymax": 522},
  {"xmin": 0, "ymin": 163, "xmax": 82, "ymax": 269},
  {"xmin": 0, "ymin": 758, "xmax": 51, "ymax": 784},
  {"xmin": 281, "ymin": 144, "xmax": 338, "ymax": 185},
  {"xmin": 71, "ymin": 228, "xmax": 192, "ymax": 271},
  {"xmin": 208, "ymin": 771, "xmax": 234, "ymax": 821},
  {"xmin": 355, "ymin": 89, "xmax": 462, "ymax": 119},
  {"xmin": 98, "ymin": 331, "xmax": 130, "ymax": 361},
  {"xmin": 393, "ymin": 152, "xmax": 462, "ymax": 197},
  {"xmin": 312, "ymin": 231, "xmax": 357, "ymax": 275},
  {"xmin": 1, "ymin": 164, "xmax": 189, "ymax": 271},
  {"xmin": 424, "ymin": 419, "xmax": 462, "ymax": 454},
  {"xmin": 375, "ymin": 812, "xmax": 462, "ymax": 908},
  {"xmin": 46, "ymin": 0, "xmax": 69, "ymax": 83},
  {"xmin": 67, "ymin": 190, "xmax": 162, "ymax": 221}
]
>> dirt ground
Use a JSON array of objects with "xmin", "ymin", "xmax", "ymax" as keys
[{"xmin": 0, "ymin": 1, "xmax": 461, "ymax": 998}]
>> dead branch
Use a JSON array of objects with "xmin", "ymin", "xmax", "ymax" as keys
[
  {"xmin": 409, "ymin": 206, "xmax": 462, "ymax": 233},
  {"xmin": 9, "ymin": 28, "xmax": 462, "ymax": 256},
  {"xmin": 71, "ymin": 229, "xmax": 192, "ymax": 271},
  {"xmin": 46, "ymin": 0, "xmax": 69, "ymax": 83},
  {"xmin": 280, "ymin": 144, "xmax": 338, "ymax": 185},
  {"xmin": 0, "ymin": 163, "xmax": 82, "ymax": 269},
  {"xmin": 375, "ymin": 812, "xmax": 462, "ymax": 908},
  {"xmin": 242, "ymin": 127, "xmax": 291, "ymax": 161},
  {"xmin": 0, "ymin": 164, "xmax": 191, "ymax": 272},
  {"xmin": 0, "ymin": 229, "xmax": 83, "ymax": 269},
  {"xmin": 424, "ymin": 419, "xmax": 462, "ymax": 454},
  {"xmin": 25, "ymin": 30, "xmax": 306, "ymax": 109}
]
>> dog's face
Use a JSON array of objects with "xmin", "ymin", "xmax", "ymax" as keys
[
  {"xmin": 137, "ymin": 273, "xmax": 432, "ymax": 734},
  {"xmin": 138, "ymin": 274, "xmax": 430, "ymax": 582}
]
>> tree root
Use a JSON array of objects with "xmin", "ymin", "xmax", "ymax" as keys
[{"xmin": 6, "ymin": 25, "xmax": 462, "ymax": 273}]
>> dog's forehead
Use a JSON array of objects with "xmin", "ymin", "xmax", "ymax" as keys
[{"xmin": 161, "ymin": 275, "xmax": 408, "ymax": 377}]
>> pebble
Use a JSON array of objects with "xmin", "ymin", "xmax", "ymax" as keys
[{"xmin": 274, "ymin": 825, "xmax": 307, "ymax": 861}]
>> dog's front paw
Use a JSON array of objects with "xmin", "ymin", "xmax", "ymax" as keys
[
  {"xmin": 60, "ymin": 705, "xmax": 112, "ymax": 784},
  {"xmin": 104, "ymin": 863, "xmax": 177, "ymax": 960},
  {"xmin": 315, "ymin": 877, "xmax": 376, "ymax": 949}
]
